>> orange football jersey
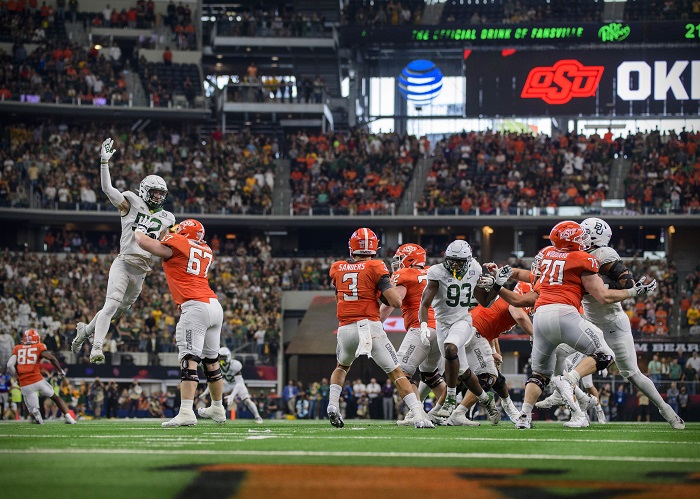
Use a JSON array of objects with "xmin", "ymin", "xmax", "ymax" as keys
[
  {"xmin": 391, "ymin": 266, "xmax": 436, "ymax": 330},
  {"xmin": 160, "ymin": 233, "xmax": 218, "ymax": 306},
  {"xmin": 12, "ymin": 342, "xmax": 46, "ymax": 386},
  {"xmin": 330, "ymin": 259, "xmax": 390, "ymax": 326},
  {"xmin": 534, "ymin": 245, "xmax": 599, "ymax": 309}
]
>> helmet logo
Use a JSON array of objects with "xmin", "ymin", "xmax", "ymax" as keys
[{"xmin": 560, "ymin": 227, "xmax": 578, "ymax": 240}]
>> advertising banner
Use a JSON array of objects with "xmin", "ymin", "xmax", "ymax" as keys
[{"xmin": 464, "ymin": 48, "xmax": 700, "ymax": 117}]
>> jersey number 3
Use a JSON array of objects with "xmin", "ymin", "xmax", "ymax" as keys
[
  {"xmin": 342, "ymin": 272, "xmax": 359, "ymax": 301},
  {"xmin": 186, "ymin": 247, "xmax": 213, "ymax": 277}
]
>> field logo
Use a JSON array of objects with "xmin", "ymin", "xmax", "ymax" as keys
[
  {"xmin": 521, "ymin": 59, "xmax": 604, "ymax": 104},
  {"xmin": 398, "ymin": 60, "xmax": 443, "ymax": 104},
  {"xmin": 598, "ymin": 22, "xmax": 630, "ymax": 43}
]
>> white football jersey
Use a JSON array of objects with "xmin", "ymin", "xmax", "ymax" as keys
[
  {"xmin": 582, "ymin": 246, "xmax": 624, "ymax": 324},
  {"xmin": 221, "ymin": 359, "xmax": 244, "ymax": 385},
  {"xmin": 117, "ymin": 191, "xmax": 176, "ymax": 272},
  {"xmin": 427, "ymin": 258, "xmax": 482, "ymax": 326}
]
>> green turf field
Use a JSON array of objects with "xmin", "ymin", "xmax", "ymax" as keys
[{"xmin": 1, "ymin": 419, "xmax": 699, "ymax": 499}]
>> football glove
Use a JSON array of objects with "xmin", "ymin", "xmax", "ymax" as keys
[
  {"xmin": 476, "ymin": 274, "xmax": 496, "ymax": 290},
  {"xmin": 100, "ymin": 138, "xmax": 116, "ymax": 163},
  {"xmin": 420, "ymin": 322, "xmax": 431, "ymax": 347},
  {"xmin": 483, "ymin": 262, "xmax": 498, "ymax": 276},
  {"xmin": 134, "ymin": 223, "xmax": 156, "ymax": 239},
  {"xmin": 495, "ymin": 265, "xmax": 513, "ymax": 286},
  {"xmin": 225, "ymin": 393, "xmax": 235, "ymax": 406},
  {"xmin": 629, "ymin": 276, "xmax": 657, "ymax": 297}
]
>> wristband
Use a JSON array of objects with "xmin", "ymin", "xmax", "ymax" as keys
[
  {"xmin": 627, "ymin": 288, "xmax": 637, "ymax": 298},
  {"xmin": 101, "ymin": 161, "xmax": 109, "ymax": 165},
  {"xmin": 493, "ymin": 283, "xmax": 502, "ymax": 293}
]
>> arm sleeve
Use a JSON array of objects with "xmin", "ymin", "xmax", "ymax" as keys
[
  {"xmin": 376, "ymin": 274, "xmax": 393, "ymax": 293},
  {"xmin": 7, "ymin": 355, "xmax": 17, "ymax": 378},
  {"xmin": 101, "ymin": 165, "xmax": 126, "ymax": 207}
]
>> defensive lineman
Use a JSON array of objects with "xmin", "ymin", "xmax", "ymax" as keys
[
  {"xmin": 578, "ymin": 217, "xmax": 684, "ymax": 429},
  {"xmin": 72, "ymin": 138, "xmax": 176, "ymax": 363},
  {"xmin": 199, "ymin": 347, "xmax": 264, "ymax": 424}
]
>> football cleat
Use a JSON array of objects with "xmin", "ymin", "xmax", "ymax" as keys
[
  {"xmin": 30, "ymin": 409, "xmax": 44, "ymax": 425},
  {"xmin": 89, "ymin": 346, "xmax": 105, "ymax": 364},
  {"xmin": 65, "ymin": 414, "xmax": 77, "ymax": 425},
  {"xmin": 435, "ymin": 396, "xmax": 457, "ymax": 418},
  {"xmin": 553, "ymin": 375, "xmax": 582, "ymax": 414},
  {"xmin": 162, "ymin": 410, "xmax": 197, "ymax": 428},
  {"xmin": 71, "ymin": 322, "xmax": 88, "ymax": 355},
  {"xmin": 578, "ymin": 394, "xmax": 596, "ymax": 414},
  {"xmin": 413, "ymin": 411, "xmax": 436, "ymax": 429},
  {"xmin": 197, "ymin": 405, "xmax": 226, "ymax": 424},
  {"xmin": 660, "ymin": 404, "xmax": 685, "ymax": 430},
  {"xmin": 563, "ymin": 413, "xmax": 590, "ymax": 428},
  {"xmin": 445, "ymin": 411, "xmax": 480, "ymax": 427},
  {"xmin": 327, "ymin": 405, "xmax": 344, "ymax": 428},
  {"xmin": 502, "ymin": 398, "xmax": 521, "ymax": 424},
  {"xmin": 254, "ymin": 417, "xmax": 264, "ymax": 424},
  {"xmin": 535, "ymin": 390, "xmax": 565, "ymax": 409},
  {"xmin": 396, "ymin": 409, "xmax": 415, "ymax": 426},
  {"xmin": 594, "ymin": 401, "xmax": 607, "ymax": 424},
  {"xmin": 484, "ymin": 392, "xmax": 501, "ymax": 425},
  {"xmin": 514, "ymin": 412, "xmax": 531, "ymax": 429}
]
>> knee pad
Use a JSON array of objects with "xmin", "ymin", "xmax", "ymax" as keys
[
  {"xmin": 444, "ymin": 344, "xmax": 459, "ymax": 361},
  {"xmin": 526, "ymin": 372, "xmax": 550, "ymax": 392},
  {"xmin": 457, "ymin": 368, "xmax": 473, "ymax": 385},
  {"xmin": 180, "ymin": 354, "xmax": 201, "ymax": 383},
  {"xmin": 477, "ymin": 373, "xmax": 497, "ymax": 392},
  {"xmin": 202, "ymin": 357, "xmax": 223, "ymax": 383},
  {"xmin": 420, "ymin": 368, "xmax": 444, "ymax": 388},
  {"xmin": 492, "ymin": 372, "xmax": 507, "ymax": 392},
  {"xmin": 592, "ymin": 352, "xmax": 613, "ymax": 372}
]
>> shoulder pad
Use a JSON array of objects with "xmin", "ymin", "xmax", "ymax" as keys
[{"xmin": 591, "ymin": 246, "xmax": 621, "ymax": 266}]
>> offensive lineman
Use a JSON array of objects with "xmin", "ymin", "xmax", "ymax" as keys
[
  {"xmin": 199, "ymin": 347, "xmax": 264, "ymax": 424},
  {"xmin": 326, "ymin": 228, "xmax": 434, "ymax": 429},
  {"xmin": 72, "ymin": 138, "xmax": 176, "ymax": 363},
  {"xmin": 135, "ymin": 219, "xmax": 225, "ymax": 427},
  {"xmin": 418, "ymin": 239, "xmax": 502, "ymax": 421},
  {"xmin": 379, "ymin": 244, "xmax": 446, "ymax": 426}
]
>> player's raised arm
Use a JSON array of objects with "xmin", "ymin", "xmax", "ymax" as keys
[
  {"xmin": 134, "ymin": 228, "xmax": 173, "ymax": 259},
  {"xmin": 99, "ymin": 138, "xmax": 130, "ymax": 214}
]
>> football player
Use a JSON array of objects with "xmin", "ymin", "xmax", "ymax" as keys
[
  {"xmin": 379, "ymin": 244, "xmax": 446, "ymax": 426},
  {"xmin": 199, "ymin": 347, "xmax": 264, "ymax": 424},
  {"xmin": 326, "ymin": 228, "xmax": 434, "ymax": 429},
  {"xmin": 7, "ymin": 329, "xmax": 76, "ymax": 424},
  {"xmin": 576, "ymin": 217, "xmax": 683, "ymax": 429},
  {"xmin": 135, "ymin": 219, "xmax": 224, "ymax": 428},
  {"xmin": 72, "ymin": 138, "xmax": 176, "ymax": 363},
  {"xmin": 497, "ymin": 221, "xmax": 657, "ymax": 429},
  {"xmin": 447, "ymin": 280, "xmax": 534, "ymax": 426},
  {"xmin": 418, "ymin": 240, "xmax": 502, "ymax": 422}
]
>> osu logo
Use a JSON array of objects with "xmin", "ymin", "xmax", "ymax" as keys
[{"xmin": 521, "ymin": 59, "xmax": 604, "ymax": 104}]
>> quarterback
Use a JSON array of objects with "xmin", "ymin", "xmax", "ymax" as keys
[{"xmin": 72, "ymin": 138, "xmax": 176, "ymax": 363}]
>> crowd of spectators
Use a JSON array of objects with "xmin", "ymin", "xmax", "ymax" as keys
[
  {"xmin": 223, "ymin": 66, "xmax": 327, "ymax": 106},
  {"xmin": 624, "ymin": 257, "xmax": 678, "ymax": 337},
  {"xmin": 0, "ymin": 123, "xmax": 275, "ymax": 214},
  {"xmin": 204, "ymin": 6, "xmax": 330, "ymax": 40},
  {"xmin": 682, "ymin": 266, "xmax": 700, "ymax": 334},
  {"xmin": 288, "ymin": 129, "xmax": 422, "ymax": 215},
  {"xmin": 417, "ymin": 130, "xmax": 611, "ymax": 215},
  {"xmin": 624, "ymin": 128, "xmax": 700, "ymax": 215},
  {"xmin": 0, "ymin": 0, "xmax": 66, "ymax": 43}
]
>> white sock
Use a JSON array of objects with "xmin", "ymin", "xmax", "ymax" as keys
[
  {"xmin": 629, "ymin": 371, "xmax": 667, "ymax": 409},
  {"xmin": 180, "ymin": 399, "xmax": 194, "ymax": 412},
  {"xmin": 212, "ymin": 399, "xmax": 223, "ymax": 408},
  {"xmin": 403, "ymin": 393, "xmax": 421, "ymax": 412},
  {"xmin": 522, "ymin": 402, "xmax": 534, "ymax": 415},
  {"xmin": 564, "ymin": 371, "xmax": 581, "ymax": 385},
  {"xmin": 477, "ymin": 391, "xmax": 490, "ymax": 403},
  {"xmin": 454, "ymin": 405, "xmax": 467, "ymax": 414},
  {"xmin": 573, "ymin": 385, "xmax": 587, "ymax": 400},
  {"xmin": 429, "ymin": 403, "xmax": 442, "ymax": 413},
  {"xmin": 418, "ymin": 381, "xmax": 432, "ymax": 401},
  {"xmin": 86, "ymin": 311, "xmax": 99, "ymax": 335},
  {"xmin": 329, "ymin": 384, "xmax": 342, "ymax": 408},
  {"xmin": 446, "ymin": 387, "xmax": 456, "ymax": 399},
  {"xmin": 245, "ymin": 398, "xmax": 261, "ymax": 419}
]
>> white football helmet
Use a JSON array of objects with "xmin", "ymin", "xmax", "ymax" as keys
[
  {"xmin": 444, "ymin": 240, "xmax": 472, "ymax": 277},
  {"xmin": 139, "ymin": 174, "xmax": 168, "ymax": 210},
  {"xmin": 219, "ymin": 347, "xmax": 232, "ymax": 364},
  {"xmin": 580, "ymin": 217, "xmax": 612, "ymax": 248}
]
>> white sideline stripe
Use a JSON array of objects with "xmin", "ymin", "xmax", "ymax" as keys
[
  {"xmin": 0, "ymin": 434, "xmax": 697, "ymax": 446},
  {"xmin": 1, "ymin": 448, "xmax": 699, "ymax": 463}
]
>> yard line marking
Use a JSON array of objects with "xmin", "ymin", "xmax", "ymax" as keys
[
  {"xmin": 2, "ymin": 448, "xmax": 699, "ymax": 464},
  {"xmin": 0, "ymin": 434, "xmax": 697, "ymax": 446}
]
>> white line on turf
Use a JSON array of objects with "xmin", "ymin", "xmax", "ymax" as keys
[{"xmin": 1, "ymin": 448, "xmax": 699, "ymax": 463}]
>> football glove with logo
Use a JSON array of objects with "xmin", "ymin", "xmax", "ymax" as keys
[
  {"xmin": 101, "ymin": 138, "xmax": 116, "ymax": 164},
  {"xmin": 495, "ymin": 265, "xmax": 514, "ymax": 286},
  {"xmin": 629, "ymin": 276, "xmax": 657, "ymax": 297},
  {"xmin": 476, "ymin": 274, "xmax": 496, "ymax": 290}
]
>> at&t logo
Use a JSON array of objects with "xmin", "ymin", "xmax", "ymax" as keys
[{"xmin": 398, "ymin": 60, "xmax": 443, "ymax": 104}]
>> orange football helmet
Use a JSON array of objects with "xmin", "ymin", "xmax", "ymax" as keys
[
  {"xmin": 22, "ymin": 329, "xmax": 40, "ymax": 345},
  {"xmin": 348, "ymin": 228, "xmax": 379, "ymax": 257},
  {"xmin": 392, "ymin": 243, "xmax": 427, "ymax": 272},
  {"xmin": 549, "ymin": 220, "xmax": 590, "ymax": 251},
  {"xmin": 176, "ymin": 219, "xmax": 205, "ymax": 242}
]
